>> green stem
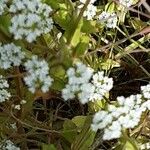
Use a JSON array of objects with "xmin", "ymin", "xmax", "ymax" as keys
[{"xmin": 67, "ymin": 0, "xmax": 91, "ymax": 45}]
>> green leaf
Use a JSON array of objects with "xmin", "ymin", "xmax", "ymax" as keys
[
  {"xmin": 115, "ymin": 140, "xmax": 139, "ymax": 150},
  {"xmin": 105, "ymin": 2, "xmax": 116, "ymax": 12},
  {"xmin": 62, "ymin": 120, "xmax": 77, "ymax": 143},
  {"xmin": 81, "ymin": 20, "xmax": 97, "ymax": 34},
  {"xmin": 74, "ymin": 35, "xmax": 89, "ymax": 56},
  {"xmin": 115, "ymin": 132, "xmax": 139, "ymax": 150},
  {"xmin": 42, "ymin": 144, "xmax": 57, "ymax": 150},
  {"xmin": 88, "ymin": 99, "xmax": 105, "ymax": 113},
  {"xmin": 51, "ymin": 65, "xmax": 66, "ymax": 79},
  {"xmin": 123, "ymin": 141, "xmax": 138, "ymax": 150},
  {"xmin": 54, "ymin": 3, "xmax": 72, "ymax": 29},
  {"xmin": 72, "ymin": 116, "xmax": 87, "ymax": 129},
  {"xmin": 45, "ymin": 0, "xmax": 62, "ymax": 9},
  {"xmin": 50, "ymin": 78, "xmax": 65, "ymax": 91},
  {"xmin": 71, "ymin": 116, "xmax": 96, "ymax": 150},
  {"xmin": 0, "ymin": 15, "xmax": 11, "ymax": 37},
  {"xmin": 65, "ymin": 19, "xmax": 83, "ymax": 47}
]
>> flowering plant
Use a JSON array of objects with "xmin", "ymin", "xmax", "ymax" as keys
[{"xmin": 0, "ymin": 0, "xmax": 150, "ymax": 149}]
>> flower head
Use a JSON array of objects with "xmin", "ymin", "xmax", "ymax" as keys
[
  {"xmin": 0, "ymin": 140, "xmax": 20, "ymax": 150},
  {"xmin": 0, "ymin": 43, "xmax": 25, "ymax": 69},
  {"xmin": 98, "ymin": 11, "xmax": 118, "ymax": 28},
  {"xmin": 62, "ymin": 62, "xmax": 94, "ymax": 103},
  {"xmin": 24, "ymin": 56, "xmax": 53, "ymax": 93},
  {"xmin": 91, "ymin": 94, "xmax": 149, "ymax": 140},
  {"xmin": 9, "ymin": 0, "xmax": 53, "ymax": 42},
  {"xmin": 78, "ymin": 0, "xmax": 97, "ymax": 20},
  {"xmin": 0, "ymin": 0, "xmax": 8, "ymax": 15},
  {"xmin": 62, "ymin": 62, "xmax": 113, "ymax": 104},
  {"xmin": 119, "ymin": 0, "xmax": 133, "ymax": 7}
]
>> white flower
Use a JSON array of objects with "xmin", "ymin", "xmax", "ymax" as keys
[
  {"xmin": 141, "ymin": 83, "xmax": 150, "ymax": 99},
  {"xmin": 0, "ymin": 140, "xmax": 20, "ymax": 150},
  {"xmin": 0, "ymin": 76, "xmax": 11, "ymax": 103},
  {"xmin": 91, "ymin": 83, "xmax": 150, "ymax": 141},
  {"xmin": 0, "ymin": 0, "xmax": 8, "ymax": 15},
  {"xmin": 83, "ymin": 4, "xmax": 97, "ymax": 20},
  {"xmin": 89, "ymin": 71, "xmax": 113, "ymax": 101},
  {"xmin": 103, "ymin": 124, "xmax": 122, "ymax": 140},
  {"xmin": 98, "ymin": 11, "xmax": 118, "ymax": 28},
  {"xmin": 0, "ymin": 43, "xmax": 25, "ymax": 69},
  {"xmin": 140, "ymin": 142, "xmax": 150, "ymax": 150},
  {"xmin": 62, "ymin": 62, "xmax": 113, "ymax": 104},
  {"xmin": 24, "ymin": 56, "xmax": 53, "ymax": 93},
  {"xmin": 78, "ymin": 0, "xmax": 97, "ymax": 20},
  {"xmin": 9, "ymin": 0, "xmax": 53, "ymax": 42},
  {"xmin": 91, "ymin": 94, "xmax": 146, "ymax": 140},
  {"xmin": 119, "ymin": 0, "xmax": 133, "ymax": 7},
  {"xmin": 62, "ymin": 62, "xmax": 94, "ymax": 103},
  {"xmin": 78, "ymin": 83, "xmax": 95, "ymax": 104}
]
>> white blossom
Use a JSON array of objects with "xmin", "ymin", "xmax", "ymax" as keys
[
  {"xmin": 24, "ymin": 56, "xmax": 53, "ymax": 93},
  {"xmin": 89, "ymin": 71, "xmax": 113, "ymax": 101},
  {"xmin": 62, "ymin": 62, "xmax": 113, "ymax": 104},
  {"xmin": 9, "ymin": 0, "xmax": 53, "ymax": 42},
  {"xmin": 62, "ymin": 62, "xmax": 94, "ymax": 104},
  {"xmin": 0, "ymin": 76, "xmax": 11, "ymax": 103},
  {"xmin": 83, "ymin": 4, "xmax": 97, "ymax": 20},
  {"xmin": 140, "ymin": 142, "xmax": 150, "ymax": 150},
  {"xmin": 78, "ymin": 83, "xmax": 95, "ymax": 104},
  {"xmin": 0, "ymin": 140, "xmax": 20, "ymax": 150},
  {"xmin": 78, "ymin": 0, "xmax": 97, "ymax": 20},
  {"xmin": 91, "ymin": 94, "xmax": 147, "ymax": 140},
  {"xmin": 141, "ymin": 83, "xmax": 150, "ymax": 99},
  {"xmin": 98, "ymin": 11, "xmax": 118, "ymax": 28},
  {"xmin": 119, "ymin": 0, "xmax": 133, "ymax": 7},
  {"xmin": 0, "ymin": 0, "xmax": 8, "ymax": 15},
  {"xmin": 0, "ymin": 43, "xmax": 25, "ymax": 69}
]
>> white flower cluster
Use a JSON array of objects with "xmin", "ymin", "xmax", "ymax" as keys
[
  {"xmin": 78, "ymin": 0, "xmax": 97, "ymax": 20},
  {"xmin": 91, "ymin": 72, "xmax": 113, "ymax": 101},
  {"xmin": 0, "ymin": 0, "xmax": 8, "ymax": 15},
  {"xmin": 119, "ymin": 0, "xmax": 133, "ymax": 7},
  {"xmin": 0, "ymin": 140, "xmax": 20, "ymax": 150},
  {"xmin": 62, "ymin": 62, "xmax": 94, "ymax": 104},
  {"xmin": 62, "ymin": 62, "xmax": 113, "ymax": 104},
  {"xmin": 0, "ymin": 43, "xmax": 25, "ymax": 69},
  {"xmin": 98, "ymin": 11, "xmax": 118, "ymax": 28},
  {"xmin": 140, "ymin": 142, "xmax": 150, "ymax": 150},
  {"xmin": 0, "ymin": 76, "xmax": 11, "ymax": 103},
  {"xmin": 141, "ymin": 84, "xmax": 150, "ymax": 99},
  {"xmin": 91, "ymin": 82, "xmax": 150, "ymax": 141},
  {"xmin": 91, "ymin": 94, "xmax": 148, "ymax": 140},
  {"xmin": 24, "ymin": 56, "xmax": 53, "ymax": 93},
  {"xmin": 9, "ymin": 0, "xmax": 53, "ymax": 42}
]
